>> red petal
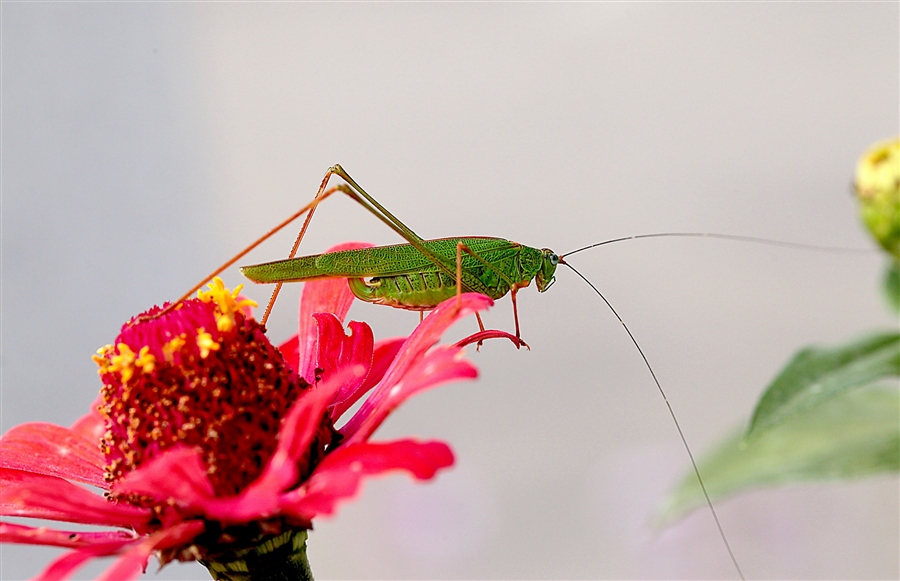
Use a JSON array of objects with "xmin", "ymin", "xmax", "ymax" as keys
[
  {"xmin": 215, "ymin": 367, "xmax": 364, "ymax": 521},
  {"xmin": 342, "ymin": 345, "xmax": 478, "ymax": 443},
  {"xmin": 0, "ymin": 469, "xmax": 150, "ymax": 527},
  {"xmin": 32, "ymin": 520, "xmax": 204, "ymax": 581},
  {"xmin": 367, "ymin": 337, "xmax": 407, "ymax": 388},
  {"xmin": 278, "ymin": 334, "xmax": 300, "ymax": 371},
  {"xmin": 0, "ymin": 423, "xmax": 106, "ymax": 489},
  {"xmin": 330, "ymin": 337, "xmax": 406, "ymax": 421},
  {"xmin": 340, "ymin": 294, "xmax": 488, "ymax": 442},
  {"xmin": 139, "ymin": 368, "xmax": 363, "ymax": 524},
  {"xmin": 281, "ymin": 439, "xmax": 454, "ymax": 520},
  {"xmin": 296, "ymin": 242, "xmax": 374, "ymax": 382},
  {"xmin": 0, "ymin": 522, "xmax": 135, "ymax": 548},
  {"xmin": 112, "ymin": 446, "xmax": 264, "ymax": 524},
  {"xmin": 310, "ymin": 314, "xmax": 376, "ymax": 417},
  {"xmin": 112, "ymin": 446, "xmax": 215, "ymax": 509},
  {"xmin": 114, "ymin": 445, "xmax": 273, "ymax": 525},
  {"xmin": 272, "ymin": 366, "xmax": 365, "ymax": 475}
]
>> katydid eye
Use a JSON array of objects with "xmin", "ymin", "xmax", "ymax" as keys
[{"xmin": 549, "ymin": 253, "xmax": 559, "ymax": 266}]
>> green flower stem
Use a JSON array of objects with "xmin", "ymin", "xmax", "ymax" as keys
[{"xmin": 202, "ymin": 529, "xmax": 314, "ymax": 581}]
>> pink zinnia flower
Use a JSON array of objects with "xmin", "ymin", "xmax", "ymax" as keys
[{"xmin": 0, "ymin": 242, "xmax": 492, "ymax": 580}]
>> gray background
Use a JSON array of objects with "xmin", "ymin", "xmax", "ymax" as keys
[{"xmin": 2, "ymin": 3, "xmax": 897, "ymax": 580}]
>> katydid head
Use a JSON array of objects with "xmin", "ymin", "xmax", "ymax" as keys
[{"xmin": 536, "ymin": 248, "xmax": 560, "ymax": 292}]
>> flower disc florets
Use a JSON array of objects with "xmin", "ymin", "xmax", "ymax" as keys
[{"xmin": 93, "ymin": 279, "xmax": 324, "ymax": 500}]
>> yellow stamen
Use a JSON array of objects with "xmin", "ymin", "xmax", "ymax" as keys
[
  {"xmin": 196, "ymin": 329, "xmax": 220, "ymax": 359},
  {"xmin": 197, "ymin": 277, "xmax": 258, "ymax": 333},
  {"xmin": 109, "ymin": 343, "xmax": 137, "ymax": 383},
  {"xmin": 135, "ymin": 346, "xmax": 156, "ymax": 374},
  {"xmin": 163, "ymin": 335, "xmax": 187, "ymax": 364},
  {"xmin": 93, "ymin": 345, "xmax": 114, "ymax": 374}
]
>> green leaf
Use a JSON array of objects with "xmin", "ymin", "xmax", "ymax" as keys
[
  {"xmin": 657, "ymin": 387, "xmax": 899, "ymax": 527},
  {"xmin": 746, "ymin": 332, "xmax": 900, "ymax": 438},
  {"xmin": 884, "ymin": 261, "xmax": 900, "ymax": 314}
]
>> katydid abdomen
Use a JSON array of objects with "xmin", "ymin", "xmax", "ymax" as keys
[{"xmin": 348, "ymin": 272, "xmax": 467, "ymax": 310}]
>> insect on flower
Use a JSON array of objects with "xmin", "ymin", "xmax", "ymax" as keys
[
  {"xmin": 227, "ymin": 165, "xmax": 874, "ymax": 579},
  {"xmin": 0, "ymin": 257, "xmax": 493, "ymax": 580}
]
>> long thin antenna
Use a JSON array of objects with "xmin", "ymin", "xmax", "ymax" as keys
[
  {"xmin": 562, "ymin": 232, "xmax": 874, "ymax": 259},
  {"xmin": 560, "ymin": 259, "xmax": 745, "ymax": 581}
]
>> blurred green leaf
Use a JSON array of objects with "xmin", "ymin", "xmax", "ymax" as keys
[
  {"xmin": 747, "ymin": 332, "xmax": 899, "ymax": 438},
  {"xmin": 657, "ymin": 387, "xmax": 899, "ymax": 526},
  {"xmin": 884, "ymin": 261, "xmax": 900, "ymax": 314}
]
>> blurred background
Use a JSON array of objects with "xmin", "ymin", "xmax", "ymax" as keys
[{"xmin": 2, "ymin": 4, "xmax": 897, "ymax": 579}]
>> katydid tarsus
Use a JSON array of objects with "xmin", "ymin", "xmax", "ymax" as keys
[{"xmin": 164, "ymin": 165, "xmax": 866, "ymax": 579}]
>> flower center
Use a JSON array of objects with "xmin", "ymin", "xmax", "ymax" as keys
[{"xmin": 94, "ymin": 279, "xmax": 320, "ymax": 498}]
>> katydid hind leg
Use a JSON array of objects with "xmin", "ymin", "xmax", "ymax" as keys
[
  {"xmin": 258, "ymin": 165, "xmax": 462, "ymax": 323},
  {"xmin": 332, "ymin": 168, "xmax": 497, "ymax": 298},
  {"xmin": 262, "ymin": 168, "xmax": 342, "ymax": 325}
]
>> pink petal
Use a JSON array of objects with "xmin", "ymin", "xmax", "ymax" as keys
[
  {"xmin": 278, "ymin": 334, "xmax": 300, "ymax": 371},
  {"xmin": 330, "ymin": 336, "xmax": 406, "ymax": 421},
  {"xmin": 252, "ymin": 369, "xmax": 355, "ymax": 489},
  {"xmin": 311, "ymin": 314, "xmax": 375, "ymax": 415},
  {"xmin": 139, "ymin": 368, "xmax": 363, "ymax": 524},
  {"xmin": 296, "ymin": 242, "xmax": 374, "ymax": 381},
  {"xmin": 0, "ymin": 522, "xmax": 135, "ymax": 548},
  {"xmin": 0, "ymin": 469, "xmax": 150, "ymax": 527},
  {"xmin": 95, "ymin": 521, "xmax": 205, "ymax": 581},
  {"xmin": 340, "ymin": 294, "xmax": 489, "ymax": 442},
  {"xmin": 38, "ymin": 521, "xmax": 205, "ymax": 581},
  {"xmin": 280, "ymin": 439, "xmax": 454, "ymax": 520},
  {"xmin": 367, "ymin": 337, "xmax": 407, "ymax": 388},
  {"xmin": 342, "ymin": 345, "xmax": 478, "ymax": 444},
  {"xmin": 0, "ymin": 423, "xmax": 106, "ymax": 489},
  {"xmin": 70, "ymin": 395, "xmax": 106, "ymax": 443},
  {"xmin": 112, "ymin": 446, "xmax": 215, "ymax": 509}
]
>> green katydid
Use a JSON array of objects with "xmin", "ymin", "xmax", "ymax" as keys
[
  {"xmin": 240, "ymin": 165, "xmax": 558, "ymax": 349},
  {"xmin": 238, "ymin": 166, "xmax": 847, "ymax": 343},
  {"xmin": 163, "ymin": 165, "xmax": 861, "ymax": 579},
  {"xmin": 235, "ymin": 165, "xmax": 752, "ymax": 578}
]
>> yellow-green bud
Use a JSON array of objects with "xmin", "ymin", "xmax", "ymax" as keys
[{"xmin": 855, "ymin": 137, "xmax": 900, "ymax": 262}]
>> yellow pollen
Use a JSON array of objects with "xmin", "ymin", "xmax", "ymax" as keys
[
  {"xmin": 109, "ymin": 343, "xmax": 137, "ymax": 383},
  {"xmin": 93, "ymin": 345, "xmax": 114, "ymax": 374},
  {"xmin": 197, "ymin": 277, "xmax": 258, "ymax": 333},
  {"xmin": 135, "ymin": 346, "xmax": 156, "ymax": 374},
  {"xmin": 195, "ymin": 329, "xmax": 220, "ymax": 359},
  {"xmin": 162, "ymin": 335, "xmax": 187, "ymax": 363}
]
